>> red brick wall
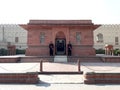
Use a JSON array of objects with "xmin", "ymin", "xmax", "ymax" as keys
[
  {"xmin": 72, "ymin": 45, "xmax": 95, "ymax": 56},
  {"xmin": 84, "ymin": 72, "xmax": 120, "ymax": 84},
  {"xmin": 0, "ymin": 57, "xmax": 20, "ymax": 63},
  {"xmin": 26, "ymin": 46, "xmax": 49, "ymax": 56},
  {"xmin": 102, "ymin": 57, "xmax": 120, "ymax": 62},
  {"xmin": 0, "ymin": 73, "xmax": 39, "ymax": 84},
  {"xmin": 28, "ymin": 29, "xmax": 52, "ymax": 46},
  {"xmin": 69, "ymin": 27, "xmax": 94, "ymax": 45}
]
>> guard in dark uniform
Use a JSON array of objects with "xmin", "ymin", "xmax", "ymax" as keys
[
  {"xmin": 67, "ymin": 41, "xmax": 72, "ymax": 56},
  {"xmin": 49, "ymin": 41, "xmax": 54, "ymax": 56}
]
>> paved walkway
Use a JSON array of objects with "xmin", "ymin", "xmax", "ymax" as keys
[
  {"xmin": 0, "ymin": 62, "xmax": 120, "ymax": 89},
  {"xmin": 1, "ymin": 62, "xmax": 120, "ymax": 73}
]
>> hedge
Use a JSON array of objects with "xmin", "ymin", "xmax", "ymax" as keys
[{"xmin": 0, "ymin": 48, "xmax": 26, "ymax": 56}]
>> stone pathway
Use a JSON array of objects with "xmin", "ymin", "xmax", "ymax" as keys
[
  {"xmin": 54, "ymin": 55, "xmax": 67, "ymax": 62},
  {"xmin": 0, "ymin": 62, "xmax": 120, "ymax": 89}
]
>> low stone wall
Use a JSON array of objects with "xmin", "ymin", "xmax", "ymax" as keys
[
  {"xmin": 84, "ymin": 72, "xmax": 120, "ymax": 84},
  {"xmin": 20, "ymin": 56, "xmax": 54, "ymax": 62},
  {"xmin": 67, "ymin": 56, "xmax": 102, "ymax": 62},
  {"xmin": 68, "ymin": 56, "xmax": 120, "ymax": 62},
  {"xmin": 0, "ymin": 57, "xmax": 20, "ymax": 63},
  {"xmin": 0, "ymin": 56, "xmax": 54, "ymax": 63},
  {"xmin": 102, "ymin": 56, "xmax": 120, "ymax": 62},
  {"xmin": 0, "ymin": 56, "xmax": 120, "ymax": 63},
  {"xmin": 0, "ymin": 72, "xmax": 39, "ymax": 84}
]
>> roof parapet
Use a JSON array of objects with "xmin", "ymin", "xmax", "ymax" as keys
[{"xmin": 28, "ymin": 20, "xmax": 94, "ymax": 25}]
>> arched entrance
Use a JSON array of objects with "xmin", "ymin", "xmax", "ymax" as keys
[{"xmin": 55, "ymin": 31, "xmax": 66, "ymax": 55}]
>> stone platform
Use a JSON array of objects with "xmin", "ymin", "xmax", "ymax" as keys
[{"xmin": 0, "ymin": 55, "xmax": 120, "ymax": 63}]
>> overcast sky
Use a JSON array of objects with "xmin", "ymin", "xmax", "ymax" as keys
[{"xmin": 0, "ymin": 0, "xmax": 120, "ymax": 24}]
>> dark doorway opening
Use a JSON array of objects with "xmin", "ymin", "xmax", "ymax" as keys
[{"xmin": 55, "ymin": 38, "xmax": 66, "ymax": 55}]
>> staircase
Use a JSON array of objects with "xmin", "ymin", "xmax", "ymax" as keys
[{"xmin": 54, "ymin": 55, "xmax": 67, "ymax": 62}]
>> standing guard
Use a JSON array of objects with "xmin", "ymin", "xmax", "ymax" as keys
[
  {"xmin": 49, "ymin": 41, "xmax": 54, "ymax": 56},
  {"xmin": 67, "ymin": 41, "xmax": 72, "ymax": 56}
]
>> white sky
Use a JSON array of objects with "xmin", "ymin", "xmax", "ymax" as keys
[{"xmin": 0, "ymin": 0, "xmax": 120, "ymax": 24}]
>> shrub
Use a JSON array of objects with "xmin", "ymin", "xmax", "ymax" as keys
[
  {"xmin": 0, "ymin": 48, "xmax": 8, "ymax": 56},
  {"xmin": 95, "ymin": 49, "xmax": 105, "ymax": 54},
  {"xmin": 114, "ymin": 49, "xmax": 120, "ymax": 55},
  {"xmin": 16, "ymin": 49, "xmax": 26, "ymax": 54}
]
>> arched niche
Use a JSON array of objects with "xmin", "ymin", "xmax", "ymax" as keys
[
  {"xmin": 55, "ymin": 31, "xmax": 66, "ymax": 55},
  {"xmin": 56, "ymin": 31, "xmax": 66, "ymax": 39}
]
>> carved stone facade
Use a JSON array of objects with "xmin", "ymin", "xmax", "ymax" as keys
[{"xmin": 20, "ymin": 20, "xmax": 100, "ymax": 56}]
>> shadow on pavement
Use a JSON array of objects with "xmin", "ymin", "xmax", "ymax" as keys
[{"xmin": 36, "ymin": 80, "xmax": 51, "ymax": 87}]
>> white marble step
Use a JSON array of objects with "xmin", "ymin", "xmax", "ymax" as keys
[{"xmin": 54, "ymin": 56, "xmax": 67, "ymax": 62}]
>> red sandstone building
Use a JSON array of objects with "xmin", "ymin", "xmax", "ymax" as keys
[{"xmin": 21, "ymin": 20, "xmax": 100, "ymax": 56}]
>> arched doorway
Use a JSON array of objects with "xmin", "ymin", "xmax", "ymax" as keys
[{"xmin": 55, "ymin": 31, "xmax": 66, "ymax": 55}]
